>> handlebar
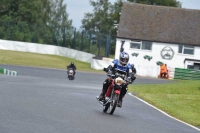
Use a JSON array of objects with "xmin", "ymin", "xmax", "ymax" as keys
[{"xmin": 104, "ymin": 67, "xmax": 132, "ymax": 84}]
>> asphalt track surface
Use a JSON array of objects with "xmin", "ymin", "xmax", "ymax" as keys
[{"xmin": 0, "ymin": 64, "xmax": 199, "ymax": 133}]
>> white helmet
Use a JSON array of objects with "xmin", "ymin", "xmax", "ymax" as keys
[{"xmin": 119, "ymin": 52, "xmax": 129, "ymax": 65}]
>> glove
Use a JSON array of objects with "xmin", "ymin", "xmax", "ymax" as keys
[
  {"xmin": 104, "ymin": 65, "xmax": 113, "ymax": 72},
  {"xmin": 129, "ymin": 73, "xmax": 136, "ymax": 83},
  {"xmin": 107, "ymin": 65, "xmax": 112, "ymax": 71},
  {"xmin": 103, "ymin": 68, "xmax": 108, "ymax": 72},
  {"xmin": 132, "ymin": 75, "xmax": 136, "ymax": 80},
  {"xmin": 132, "ymin": 68, "xmax": 136, "ymax": 74}
]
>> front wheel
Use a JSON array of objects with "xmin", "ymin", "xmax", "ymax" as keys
[
  {"xmin": 103, "ymin": 103, "xmax": 109, "ymax": 113},
  {"xmin": 108, "ymin": 94, "xmax": 119, "ymax": 115}
]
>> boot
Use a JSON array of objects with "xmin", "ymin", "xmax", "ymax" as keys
[
  {"xmin": 118, "ymin": 94, "xmax": 125, "ymax": 108},
  {"xmin": 118, "ymin": 100, "xmax": 123, "ymax": 108},
  {"xmin": 98, "ymin": 93, "xmax": 105, "ymax": 101}
]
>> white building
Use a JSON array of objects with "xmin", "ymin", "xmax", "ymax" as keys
[{"xmin": 115, "ymin": 2, "xmax": 200, "ymax": 78}]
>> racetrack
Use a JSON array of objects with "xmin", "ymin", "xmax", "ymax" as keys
[{"xmin": 0, "ymin": 64, "xmax": 199, "ymax": 133}]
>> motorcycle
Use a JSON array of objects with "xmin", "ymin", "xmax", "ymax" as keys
[
  {"xmin": 67, "ymin": 68, "xmax": 74, "ymax": 80},
  {"xmin": 96, "ymin": 68, "xmax": 131, "ymax": 115}
]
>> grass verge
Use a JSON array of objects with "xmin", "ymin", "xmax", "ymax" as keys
[
  {"xmin": 0, "ymin": 49, "xmax": 103, "ymax": 73},
  {"xmin": 128, "ymin": 80, "xmax": 200, "ymax": 127}
]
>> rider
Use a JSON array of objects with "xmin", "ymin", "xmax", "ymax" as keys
[
  {"xmin": 97, "ymin": 51, "xmax": 136, "ymax": 107},
  {"xmin": 67, "ymin": 62, "xmax": 77, "ymax": 75}
]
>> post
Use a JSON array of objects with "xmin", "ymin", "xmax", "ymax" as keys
[
  {"xmin": 62, "ymin": 27, "xmax": 66, "ymax": 47},
  {"xmin": 106, "ymin": 34, "xmax": 111, "ymax": 57},
  {"xmin": 73, "ymin": 28, "xmax": 76, "ymax": 49},
  {"xmin": 34, "ymin": 24, "xmax": 36, "ymax": 43},
  {"xmin": 6, "ymin": 22, "xmax": 10, "ymax": 40},
  {"xmin": 98, "ymin": 33, "xmax": 101, "ymax": 56},
  {"xmin": 80, "ymin": 30, "xmax": 84, "ymax": 50},
  {"xmin": 52, "ymin": 28, "xmax": 55, "ymax": 45},
  {"xmin": 88, "ymin": 30, "xmax": 91, "ymax": 52}
]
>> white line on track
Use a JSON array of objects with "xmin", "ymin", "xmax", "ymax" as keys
[{"xmin": 128, "ymin": 93, "xmax": 200, "ymax": 132}]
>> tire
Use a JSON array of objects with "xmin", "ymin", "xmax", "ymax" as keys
[
  {"xmin": 108, "ymin": 94, "xmax": 119, "ymax": 115},
  {"xmin": 103, "ymin": 103, "xmax": 109, "ymax": 113}
]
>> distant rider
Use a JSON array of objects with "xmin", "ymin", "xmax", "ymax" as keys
[
  {"xmin": 97, "ymin": 52, "xmax": 136, "ymax": 107},
  {"xmin": 67, "ymin": 62, "xmax": 77, "ymax": 75}
]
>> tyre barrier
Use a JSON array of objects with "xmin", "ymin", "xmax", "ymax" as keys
[
  {"xmin": 0, "ymin": 68, "xmax": 18, "ymax": 76},
  {"xmin": 174, "ymin": 68, "xmax": 200, "ymax": 80},
  {"xmin": 168, "ymin": 67, "xmax": 175, "ymax": 79}
]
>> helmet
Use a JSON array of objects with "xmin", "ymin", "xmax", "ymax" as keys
[
  {"xmin": 119, "ymin": 52, "xmax": 129, "ymax": 65},
  {"xmin": 71, "ymin": 62, "xmax": 74, "ymax": 65}
]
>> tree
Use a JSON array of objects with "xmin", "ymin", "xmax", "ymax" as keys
[
  {"xmin": 0, "ymin": 0, "xmax": 73, "ymax": 45},
  {"xmin": 81, "ymin": 0, "xmax": 112, "ymax": 34},
  {"xmin": 81, "ymin": 0, "xmax": 117, "ymax": 56},
  {"xmin": 0, "ymin": 0, "xmax": 11, "ymax": 18},
  {"xmin": 48, "ymin": 0, "xmax": 73, "ymax": 46}
]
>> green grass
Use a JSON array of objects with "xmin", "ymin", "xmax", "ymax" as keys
[
  {"xmin": 128, "ymin": 80, "xmax": 200, "ymax": 127},
  {"xmin": 0, "ymin": 49, "xmax": 103, "ymax": 73}
]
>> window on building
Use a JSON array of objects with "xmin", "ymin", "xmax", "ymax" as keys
[
  {"xmin": 130, "ymin": 42, "xmax": 141, "ymax": 49},
  {"xmin": 178, "ymin": 45, "xmax": 183, "ymax": 53},
  {"xmin": 187, "ymin": 65, "xmax": 194, "ymax": 69},
  {"xmin": 194, "ymin": 63, "xmax": 200, "ymax": 70},
  {"xmin": 142, "ymin": 41, "xmax": 152, "ymax": 50},
  {"xmin": 178, "ymin": 45, "xmax": 194, "ymax": 55},
  {"xmin": 130, "ymin": 41, "xmax": 152, "ymax": 50}
]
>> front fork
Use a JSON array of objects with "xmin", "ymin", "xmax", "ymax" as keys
[
  {"xmin": 106, "ymin": 82, "xmax": 121, "ymax": 101},
  {"xmin": 105, "ymin": 81, "xmax": 114, "ymax": 97}
]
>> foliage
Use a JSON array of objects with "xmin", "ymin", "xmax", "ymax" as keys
[
  {"xmin": 0, "ymin": 0, "xmax": 110, "ymax": 57},
  {"xmin": 0, "ymin": 0, "xmax": 73, "ymax": 45},
  {"xmin": 131, "ymin": 0, "xmax": 181, "ymax": 7}
]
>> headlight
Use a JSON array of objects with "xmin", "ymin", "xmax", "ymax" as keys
[{"xmin": 115, "ymin": 77, "xmax": 124, "ymax": 85}]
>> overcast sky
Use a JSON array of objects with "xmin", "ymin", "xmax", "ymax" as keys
[{"xmin": 64, "ymin": 0, "xmax": 200, "ymax": 29}]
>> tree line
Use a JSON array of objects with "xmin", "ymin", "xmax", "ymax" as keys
[{"xmin": 0, "ymin": 0, "xmax": 72, "ymax": 45}]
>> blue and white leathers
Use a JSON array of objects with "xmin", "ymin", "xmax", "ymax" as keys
[{"xmin": 112, "ymin": 59, "xmax": 132, "ymax": 73}]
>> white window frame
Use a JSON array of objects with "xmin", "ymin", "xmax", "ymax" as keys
[
  {"xmin": 130, "ymin": 41, "xmax": 152, "ymax": 51},
  {"xmin": 178, "ymin": 45, "xmax": 195, "ymax": 55}
]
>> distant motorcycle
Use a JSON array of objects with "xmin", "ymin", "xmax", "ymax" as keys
[
  {"xmin": 67, "ymin": 68, "xmax": 74, "ymax": 80},
  {"xmin": 96, "ymin": 68, "xmax": 131, "ymax": 115}
]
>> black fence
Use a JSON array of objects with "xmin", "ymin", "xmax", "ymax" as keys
[{"xmin": 0, "ymin": 21, "xmax": 112, "ymax": 57}]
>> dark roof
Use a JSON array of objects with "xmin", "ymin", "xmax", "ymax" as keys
[{"xmin": 117, "ymin": 2, "xmax": 200, "ymax": 46}]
